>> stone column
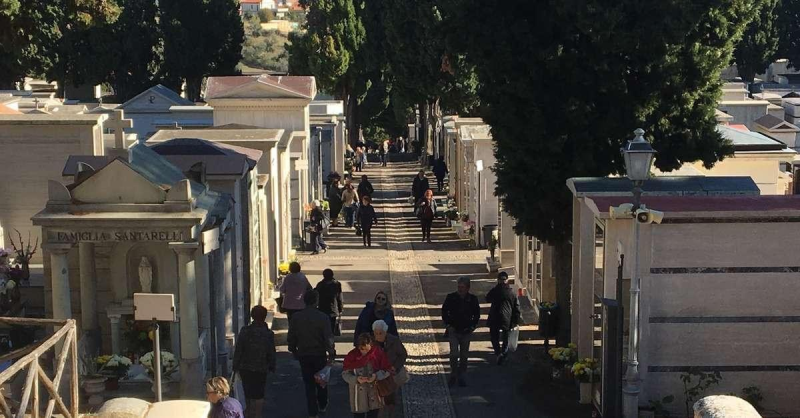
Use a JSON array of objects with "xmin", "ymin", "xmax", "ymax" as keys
[
  {"xmin": 48, "ymin": 244, "xmax": 74, "ymax": 320},
  {"xmin": 213, "ymin": 243, "xmax": 229, "ymax": 377},
  {"xmin": 79, "ymin": 242, "xmax": 99, "ymax": 354},
  {"xmin": 170, "ymin": 242, "xmax": 202, "ymax": 399},
  {"xmin": 108, "ymin": 314, "xmax": 122, "ymax": 354},
  {"xmin": 195, "ymin": 251, "xmax": 211, "ymax": 360}
]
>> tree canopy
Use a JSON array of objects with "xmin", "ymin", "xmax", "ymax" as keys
[{"xmin": 735, "ymin": 0, "xmax": 780, "ymax": 82}]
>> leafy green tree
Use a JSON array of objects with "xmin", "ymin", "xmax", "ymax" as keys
[
  {"xmin": 444, "ymin": 0, "xmax": 750, "ymax": 344},
  {"xmin": 258, "ymin": 7, "xmax": 274, "ymax": 23},
  {"xmin": 160, "ymin": 0, "xmax": 244, "ymax": 101},
  {"xmin": 242, "ymin": 14, "xmax": 289, "ymax": 72},
  {"xmin": 104, "ymin": 0, "xmax": 162, "ymax": 101},
  {"xmin": 777, "ymin": 0, "xmax": 800, "ymax": 68},
  {"xmin": 735, "ymin": 0, "xmax": 780, "ymax": 82},
  {"xmin": 0, "ymin": 0, "xmax": 63, "ymax": 89}
]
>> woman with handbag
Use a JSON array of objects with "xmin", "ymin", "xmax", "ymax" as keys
[
  {"xmin": 416, "ymin": 189, "xmax": 437, "ymax": 243},
  {"xmin": 342, "ymin": 333, "xmax": 393, "ymax": 418},
  {"xmin": 315, "ymin": 268, "xmax": 343, "ymax": 335},
  {"xmin": 373, "ymin": 320, "xmax": 408, "ymax": 417}
]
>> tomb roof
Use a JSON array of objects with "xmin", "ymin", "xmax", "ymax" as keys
[
  {"xmin": 150, "ymin": 138, "xmax": 263, "ymax": 170},
  {"xmin": 717, "ymin": 124, "xmax": 788, "ymax": 151},
  {"xmin": 119, "ymin": 84, "xmax": 193, "ymax": 109},
  {"xmin": 148, "ymin": 128, "xmax": 283, "ymax": 144},
  {"xmin": 755, "ymin": 114, "xmax": 800, "ymax": 131},
  {"xmin": 0, "ymin": 114, "xmax": 104, "ymax": 125},
  {"xmin": 567, "ymin": 176, "xmax": 760, "ymax": 197},
  {"xmin": 588, "ymin": 195, "xmax": 800, "ymax": 216},
  {"xmin": 205, "ymin": 75, "xmax": 315, "ymax": 99}
]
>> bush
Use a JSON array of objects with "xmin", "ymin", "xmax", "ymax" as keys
[{"xmin": 258, "ymin": 8, "xmax": 274, "ymax": 23}]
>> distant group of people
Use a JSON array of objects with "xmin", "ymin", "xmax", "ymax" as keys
[{"xmin": 321, "ymin": 174, "xmax": 379, "ymax": 249}]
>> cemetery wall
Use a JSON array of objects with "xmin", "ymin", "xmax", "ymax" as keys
[
  {"xmin": 0, "ymin": 121, "xmax": 102, "ymax": 262},
  {"xmin": 639, "ymin": 221, "xmax": 800, "ymax": 415},
  {"xmin": 690, "ymin": 158, "xmax": 789, "ymax": 195}
]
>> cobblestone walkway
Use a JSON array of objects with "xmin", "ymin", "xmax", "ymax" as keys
[{"xmin": 378, "ymin": 169, "xmax": 456, "ymax": 418}]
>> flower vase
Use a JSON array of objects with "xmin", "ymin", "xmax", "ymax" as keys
[
  {"xmin": 83, "ymin": 376, "xmax": 107, "ymax": 407},
  {"xmin": 105, "ymin": 376, "xmax": 120, "ymax": 391},
  {"xmin": 579, "ymin": 382, "xmax": 592, "ymax": 404}
]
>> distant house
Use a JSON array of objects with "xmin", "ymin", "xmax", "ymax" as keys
[{"xmin": 240, "ymin": 0, "xmax": 261, "ymax": 14}]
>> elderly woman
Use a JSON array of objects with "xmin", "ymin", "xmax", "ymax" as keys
[
  {"xmin": 342, "ymin": 333, "xmax": 393, "ymax": 418},
  {"xmin": 373, "ymin": 320, "xmax": 409, "ymax": 417},
  {"xmin": 354, "ymin": 291, "xmax": 398, "ymax": 346},
  {"xmin": 206, "ymin": 377, "xmax": 244, "ymax": 418}
]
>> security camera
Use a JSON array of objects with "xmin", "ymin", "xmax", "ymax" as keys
[
  {"xmin": 609, "ymin": 203, "xmax": 634, "ymax": 219},
  {"xmin": 635, "ymin": 208, "xmax": 664, "ymax": 224}
]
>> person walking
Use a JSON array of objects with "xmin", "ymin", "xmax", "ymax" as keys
[
  {"xmin": 416, "ymin": 189, "xmax": 437, "ymax": 243},
  {"xmin": 206, "ymin": 376, "xmax": 245, "ymax": 418},
  {"xmin": 441, "ymin": 276, "xmax": 481, "ymax": 387},
  {"xmin": 309, "ymin": 200, "xmax": 329, "ymax": 255},
  {"xmin": 373, "ymin": 320, "xmax": 408, "ymax": 418},
  {"xmin": 342, "ymin": 182, "xmax": 359, "ymax": 228},
  {"xmin": 279, "ymin": 262, "xmax": 311, "ymax": 322},
  {"xmin": 315, "ymin": 268, "xmax": 343, "ymax": 334},
  {"xmin": 379, "ymin": 140, "xmax": 387, "ymax": 167},
  {"xmin": 486, "ymin": 271, "xmax": 521, "ymax": 365},
  {"xmin": 232, "ymin": 306, "xmax": 276, "ymax": 418},
  {"xmin": 288, "ymin": 290, "xmax": 336, "ymax": 418},
  {"xmin": 358, "ymin": 175, "xmax": 375, "ymax": 199},
  {"xmin": 411, "ymin": 170, "xmax": 430, "ymax": 206},
  {"xmin": 354, "ymin": 291, "xmax": 398, "ymax": 345},
  {"xmin": 355, "ymin": 147, "xmax": 365, "ymax": 172},
  {"xmin": 359, "ymin": 195, "xmax": 378, "ymax": 247},
  {"xmin": 432, "ymin": 156, "xmax": 448, "ymax": 192},
  {"xmin": 397, "ymin": 137, "xmax": 405, "ymax": 154},
  {"xmin": 342, "ymin": 333, "xmax": 393, "ymax": 418},
  {"xmin": 328, "ymin": 178, "xmax": 343, "ymax": 227}
]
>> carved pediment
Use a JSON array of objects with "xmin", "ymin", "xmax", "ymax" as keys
[{"xmin": 71, "ymin": 160, "xmax": 167, "ymax": 204}]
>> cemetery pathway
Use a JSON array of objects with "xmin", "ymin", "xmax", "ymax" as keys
[{"xmin": 264, "ymin": 162, "xmax": 555, "ymax": 418}]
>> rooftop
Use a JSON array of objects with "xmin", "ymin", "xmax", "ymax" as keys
[
  {"xmin": 589, "ymin": 195, "xmax": 800, "ymax": 215},
  {"xmin": 717, "ymin": 124, "xmax": 788, "ymax": 151},
  {"xmin": 205, "ymin": 75, "xmax": 315, "ymax": 99},
  {"xmin": 567, "ymin": 176, "xmax": 760, "ymax": 197}
]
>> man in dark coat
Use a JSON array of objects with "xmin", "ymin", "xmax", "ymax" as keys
[
  {"xmin": 485, "ymin": 272, "xmax": 521, "ymax": 364},
  {"xmin": 432, "ymin": 156, "xmax": 448, "ymax": 192},
  {"xmin": 315, "ymin": 268, "xmax": 343, "ymax": 334},
  {"xmin": 411, "ymin": 170, "xmax": 430, "ymax": 205},
  {"xmin": 441, "ymin": 276, "xmax": 481, "ymax": 387},
  {"xmin": 357, "ymin": 174, "xmax": 374, "ymax": 199}
]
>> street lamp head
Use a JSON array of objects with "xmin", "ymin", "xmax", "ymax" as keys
[{"xmin": 622, "ymin": 128, "xmax": 657, "ymax": 182}]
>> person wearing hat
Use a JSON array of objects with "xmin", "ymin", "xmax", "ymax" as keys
[{"xmin": 485, "ymin": 271, "xmax": 521, "ymax": 365}]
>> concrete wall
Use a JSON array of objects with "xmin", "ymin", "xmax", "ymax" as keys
[
  {"xmin": 690, "ymin": 156, "xmax": 791, "ymax": 195},
  {"xmin": 638, "ymin": 221, "xmax": 800, "ymax": 415},
  {"xmin": 0, "ymin": 120, "xmax": 103, "ymax": 262},
  {"xmin": 717, "ymin": 101, "xmax": 769, "ymax": 129}
]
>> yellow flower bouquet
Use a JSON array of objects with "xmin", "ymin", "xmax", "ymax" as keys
[
  {"xmin": 548, "ymin": 343, "xmax": 578, "ymax": 366},
  {"xmin": 571, "ymin": 358, "xmax": 599, "ymax": 383}
]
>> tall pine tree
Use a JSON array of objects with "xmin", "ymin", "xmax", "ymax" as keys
[
  {"xmin": 161, "ymin": 0, "xmax": 243, "ymax": 101},
  {"xmin": 443, "ymin": 0, "xmax": 753, "ymax": 343},
  {"xmin": 734, "ymin": 0, "xmax": 779, "ymax": 82}
]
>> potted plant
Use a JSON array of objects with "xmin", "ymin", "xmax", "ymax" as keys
[
  {"xmin": 97, "ymin": 354, "xmax": 132, "ymax": 390},
  {"xmin": 548, "ymin": 343, "xmax": 577, "ymax": 382},
  {"xmin": 572, "ymin": 358, "xmax": 599, "ymax": 404},
  {"xmin": 140, "ymin": 350, "xmax": 179, "ymax": 395},
  {"xmin": 80, "ymin": 354, "xmax": 108, "ymax": 407}
]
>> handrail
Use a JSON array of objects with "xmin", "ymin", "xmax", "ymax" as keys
[{"xmin": 0, "ymin": 317, "xmax": 79, "ymax": 418}]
